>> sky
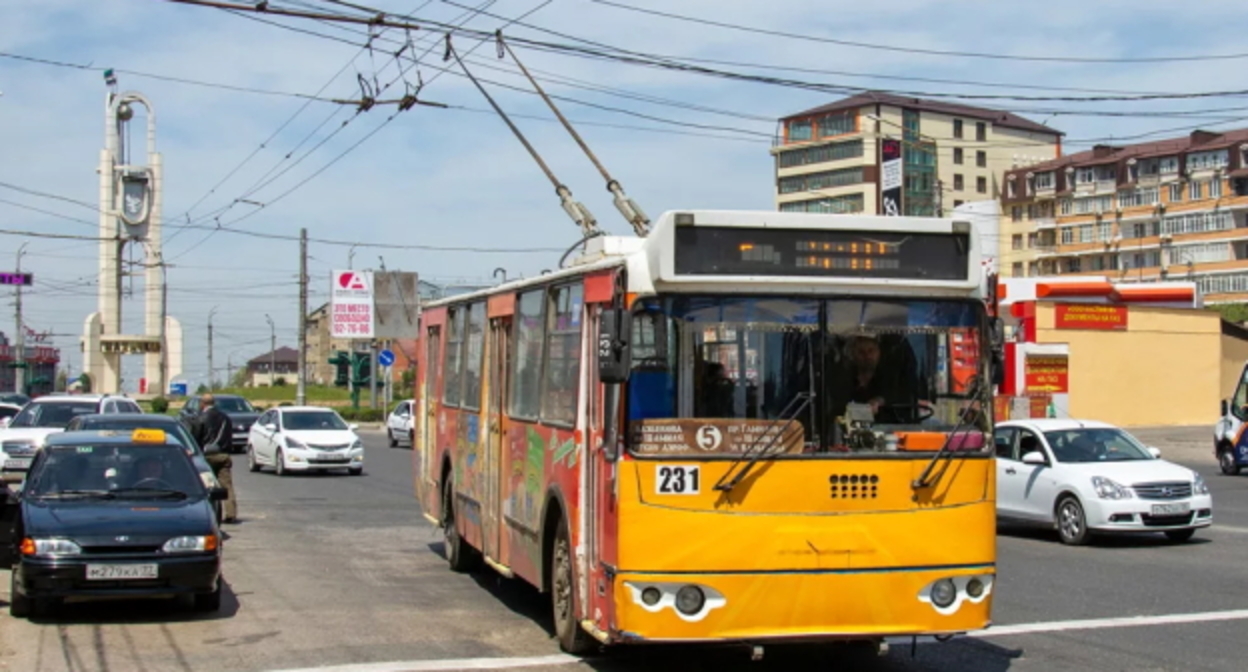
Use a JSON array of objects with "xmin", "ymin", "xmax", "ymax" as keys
[{"xmin": 4, "ymin": 0, "xmax": 1248, "ymax": 392}]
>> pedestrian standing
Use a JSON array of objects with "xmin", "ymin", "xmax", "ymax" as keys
[{"xmin": 194, "ymin": 393, "xmax": 238, "ymax": 524}]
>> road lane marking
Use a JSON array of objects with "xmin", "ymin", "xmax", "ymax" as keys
[{"xmin": 259, "ymin": 609, "xmax": 1248, "ymax": 671}]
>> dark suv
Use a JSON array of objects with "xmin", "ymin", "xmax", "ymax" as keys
[{"xmin": 178, "ymin": 394, "xmax": 260, "ymax": 453}]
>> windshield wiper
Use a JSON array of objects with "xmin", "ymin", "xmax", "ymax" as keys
[
  {"xmin": 912, "ymin": 376, "xmax": 986, "ymax": 491},
  {"xmin": 714, "ymin": 392, "xmax": 814, "ymax": 493},
  {"xmin": 107, "ymin": 487, "xmax": 189, "ymax": 499},
  {"xmin": 35, "ymin": 489, "xmax": 116, "ymax": 500}
]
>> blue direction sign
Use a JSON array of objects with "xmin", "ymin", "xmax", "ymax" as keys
[{"xmin": 378, "ymin": 349, "xmax": 396, "ymax": 367}]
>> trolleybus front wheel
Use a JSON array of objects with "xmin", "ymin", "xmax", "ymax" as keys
[{"xmin": 551, "ymin": 517, "xmax": 595, "ymax": 655}]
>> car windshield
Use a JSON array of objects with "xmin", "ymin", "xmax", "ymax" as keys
[
  {"xmin": 215, "ymin": 397, "xmax": 256, "ymax": 413},
  {"xmin": 1042, "ymin": 428, "xmax": 1153, "ymax": 463},
  {"xmin": 9, "ymin": 401, "xmax": 98, "ymax": 428},
  {"xmin": 282, "ymin": 410, "xmax": 348, "ymax": 431},
  {"xmin": 23, "ymin": 443, "xmax": 204, "ymax": 499},
  {"xmin": 625, "ymin": 296, "xmax": 989, "ymax": 455},
  {"xmin": 76, "ymin": 418, "xmax": 200, "ymax": 454}
]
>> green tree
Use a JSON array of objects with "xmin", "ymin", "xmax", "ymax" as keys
[
  {"xmin": 55, "ymin": 369, "xmax": 68, "ymax": 392},
  {"xmin": 151, "ymin": 396, "xmax": 170, "ymax": 413},
  {"xmin": 1210, "ymin": 304, "xmax": 1248, "ymax": 324},
  {"xmin": 196, "ymin": 383, "xmax": 209, "ymax": 394}
]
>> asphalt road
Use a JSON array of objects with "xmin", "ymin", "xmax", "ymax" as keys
[{"xmin": 0, "ymin": 426, "xmax": 1244, "ymax": 672}]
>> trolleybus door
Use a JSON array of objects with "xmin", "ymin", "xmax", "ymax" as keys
[
  {"xmin": 421, "ymin": 326, "xmax": 442, "ymax": 514},
  {"xmin": 484, "ymin": 317, "xmax": 511, "ymax": 564}
]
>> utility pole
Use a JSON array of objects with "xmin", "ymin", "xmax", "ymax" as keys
[
  {"xmin": 297, "ymin": 228, "xmax": 308, "ymax": 406},
  {"xmin": 369, "ymin": 341, "xmax": 378, "ymax": 409},
  {"xmin": 265, "ymin": 314, "xmax": 276, "ymax": 387},
  {"xmin": 207, "ymin": 306, "xmax": 217, "ymax": 391},
  {"xmin": 14, "ymin": 243, "xmax": 27, "ymax": 395}
]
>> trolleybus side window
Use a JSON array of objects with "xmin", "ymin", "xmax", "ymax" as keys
[
  {"xmin": 510, "ymin": 289, "xmax": 545, "ymax": 420},
  {"xmin": 443, "ymin": 306, "xmax": 464, "ymax": 407},
  {"xmin": 462, "ymin": 302, "xmax": 486, "ymax": 412},
  {"xmin": 541, "ymin": 283, "xmax": 583, "ymax": 427}
]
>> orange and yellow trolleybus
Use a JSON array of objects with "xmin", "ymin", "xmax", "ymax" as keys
[{"xmin": 414, "ymin": 209, "xmax": 1002, "ymax": 655}]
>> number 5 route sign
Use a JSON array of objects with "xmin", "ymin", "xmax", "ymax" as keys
[{"xmin": 331, "ymin": 269, "xmax": 375, "ymax": 339}]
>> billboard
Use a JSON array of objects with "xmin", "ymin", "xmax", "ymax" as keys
[
  {"xmin": 880, "ymin": 138, "xmax": 903, "ymax": 216},
  {"xmin": 331, "ymin": 270, "xmax": 375, "ymax": 339},
  {"xmin": 373, "ymin": 271, "xmax": 420, "ymax": 339}
]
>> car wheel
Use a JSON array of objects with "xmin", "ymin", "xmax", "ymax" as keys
[
  {"xmin": 1219, "ymin": 448, "xmax": 1240, "ymax": 475},
  {"xmin": 442, "ymin": 479, "xmax": 480, "ymax": 573},
  {"xmin": 1056, "ymin": 496, "xmax": 1091, "ymax": 546},
  {"xmin": 274, "ymin": 449, "xmax": 286, "ymax": 477},
  {"xmin": 409, "ymin": 429, "xmax": 415, "ymax": 446},
  {"xmin": 551, "ymin": 516, "xmax": 595, "ymax": 654},
  {"xmin": 1165, "ymin": 528, "xmax": 1196, "ymax": 543},
  {"xmin": 388, "ymin": 429, "xmax": 398, "ymax": 448},
  {"xmin": 8, "ymin": 570, "xmax": 30, "ymax": 618},
  {"xmin": 247, "ymin": 445, "xmax": 260, "ymax": 473},
  {"xmin": 195, "ymin": 578, "xmax": 222, "ymax": 612}
]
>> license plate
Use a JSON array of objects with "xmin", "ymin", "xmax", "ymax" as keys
[
  {"xmin": 2, "ymin": 458, "xmax": 31, "ymax": 471},
  {"xmin": 86, "ymin": 564, "xmax": 159, "ymax": 581},
  {"xmin": 314, "ymin": 455, "xmax": 348, "ymax": 463},
  {"xmin": 1151, "ymin": 502, "xmax": 1191, "ymax": 515}
]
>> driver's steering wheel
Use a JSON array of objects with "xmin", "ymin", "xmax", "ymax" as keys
[
  {"xmin": 131, "ymin": 477, "xmax": 174, "ymax": 490},
  {"xmin": 878, "ymin": 402, "xmax": 935, "ymax": 422}
]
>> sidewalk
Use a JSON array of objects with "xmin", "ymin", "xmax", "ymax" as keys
[{"xmin": 1122, "ymin": 425, "xmax": 1213, "ymax": 465}]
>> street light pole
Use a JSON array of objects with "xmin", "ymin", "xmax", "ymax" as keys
[
  {"xmin": 14, "ymin": 243, "xmax": 27, "ymax": 394},
  {"xmin": 207, "ymin": 305, "xmax": 218, "ymax": 391},
  {"xmin": 265, "ymin": 314, "xmax": 275, "ymax": 387}
]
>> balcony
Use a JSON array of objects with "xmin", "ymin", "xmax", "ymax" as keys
[{"xmin": 1032, "ymin": 218, "xmax": 1057, "ymax": 230}]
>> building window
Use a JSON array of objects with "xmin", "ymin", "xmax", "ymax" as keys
[
  {"xmin": 975, "ymin": 122, "xmax": 987, "ymax": 141},
  {"xmin": 976, "ymin": 150, "xmax": 987, "ymax": 168},
  {"xmin": 1011, "ymin": 234, "xmax": 1022, "ymax": 250},
  {"xmin": 787, "ymin": 119, "xmax": 812, "ymax": 142},
  {"xmin": 1159, "ymin": 156, "xmax": 1180, "ymax": 175},
  {"xmin": 1007, "ymin": 180, "xmax": 1017, "ymax": 198},
  {"xmin": 1028, "ymin": 261, "xmax": 1039, "ymax": 276},
  {"xmin": 1189, "ymin": 180, "xmax": 1201, "ymax": 200},
  {"xmin": 1059, "ymin": 198, "xmax": 1073, "ymax": 215},
  {"xmin": 1035, "ymin": 172, "xmax": 1054, "ymax": 190},
  {"xmin": 953, "ymin": 119, "xmax": 964, "ymax": 139},
  {"xmin": 953, "ymin": 199, "xmax": 964, "ymax": 208},
  {"xmin": 976, "ymin": 176, "xmax": 987, "ymax": 194},
  {"xmin": 953, "ymin": 147, "xmax": 964, "ymax": 165},
  {"xmin": 1075, "ymin": 167, "xmax": 1095, "ymax": 185},
  {"xmin": 776, "ymin": 139, "xmax": 864, "ymax": 168},
  {"xmin": 541, "ymin": 283, "xmax": 583, "ymax": 426},
  {"xmin": 954, "ymin": 174, "xmax": 964, "ymax": 191},
  {"xmin": 778, "ymin": 193, "xmax": 865, "ymax": 214},
  {"xmin": 818, "ymin": 112, "xmax": 855, "ymax": 137},
  {"xmin": 1210, "ymin": 178, "xmax": 1223, "ymax": 199},
  {"xmin": 1011, "ymin": 206, "xmax": 1022, "ymax": 222},
  {"xmin": 1168, "ymin": 182, "xmax": 1183, "ymax": 203},
  {"xmin": 1028, "ymin": 232, "xmax": 1038, "ymax": 248},
  {"xmin": 1186, "ymin": 149, "xmax": 1229, "ymax": 172},
  {"xmin": 1060, "ymin": 227, "xmax": 1074, "ymax": 244},
  {"xmin": 1011, "ymin": 262, "xmax": 1023, "ymax": 277},
  {"xmin": 509, "ymin": 289, "xmax": 545, "ymax": 420},
  {"xmin": 1161, "ymin": 210, "xmax": 1234, "ymax": 236},
  {"xmin": 777, "ymin": 166, "xmax": 865, "ymax": 194}
]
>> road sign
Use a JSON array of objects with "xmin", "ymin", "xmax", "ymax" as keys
[
  {"xmin": 0, "ymin": 272, "xmax": 32, "ymax": 286},
  {"xmin": 378, "ymin": 349, "xmax": 395, "ymax": 367},
  {"xmin": 330, "ymin": 270, "xmax": 375, "ymax": 339},
  {"xmin": 169, "ymin": 382, "xmax": 188, "ymax": 396}
]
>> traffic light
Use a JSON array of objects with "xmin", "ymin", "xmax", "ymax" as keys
[
  {"xmin": 351, "ymin": 352, "xmax": 371, "ymax": 387},
  {"xmin": 328, "ymin": 351, "xmax": 350, "ymax": 387}
]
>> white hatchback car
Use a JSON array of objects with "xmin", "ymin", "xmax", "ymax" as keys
[
  {"xmin": 385, "ymin": 400, "xmax": 414, "ymax": 447},
  {"xmin": 246, "ymin": 406, "xmax": 364, "ymax": 476},
  {"xmin": 994, "ymin": 419, "xmax": 1212, "ymax": 545}
]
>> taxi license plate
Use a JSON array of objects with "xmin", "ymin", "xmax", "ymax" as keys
[
  {"xmin": 2, "ymin": 458, "xmax": 31, "ymax": 471},
  {"xmin": 86, "ymin": 564, "xmax": 159, "ymax": 581},
  {"xmin": 1151, "ymin": 502, "xmax": 1191, "ymax": 515}
]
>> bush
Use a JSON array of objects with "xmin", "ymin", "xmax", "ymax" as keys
[
  {"xmin": 151, "ymin": 396, "xmax": 170, "ymax": 413},
  {"xmin": 338, "ymin": 408, "xmax": 384, "ymax": 422},
  {"xmin": 274, "ymin": 377, "xmax": 288, "ymax": 387}
]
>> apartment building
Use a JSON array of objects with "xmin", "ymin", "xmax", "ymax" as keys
[
  {"xmin": 999, "ymin": 128, "xmax": 1248, "ymax": 303},
  {"xmin": 773, "ymin": 92, "xmax": 1062, "ymax": 217}
]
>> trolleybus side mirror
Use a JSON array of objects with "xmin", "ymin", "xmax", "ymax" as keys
[
  {"xmin": 598, "ymin": 307, "xmax": 632, "ymax": 385},
  {"xmin": 989, "ymin": 317, "xmax": 1006, "ymax": 387},
  {"xmin": 1222, "ymin": 398, "xmax": 1229, "ymax": 417}
]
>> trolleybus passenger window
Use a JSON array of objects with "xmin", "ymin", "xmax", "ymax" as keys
[
  {"xmin": 509, "ymin": 290, "xmax": 545, "ymax": 420},
  {"xmin": 462, "ymin": 302, "xmax": 486, "ymax": 411},
  {"xmin": 541, "ymin": 284, "xmax": 583, "ymax": 426},
  {"xmin": 443, "ymin": 306, "xmax": 464, "ymax": 407}
]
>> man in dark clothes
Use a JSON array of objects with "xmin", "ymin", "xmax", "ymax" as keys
[
  {"xmin": 193, "ymin": 393, "xmax": 238, "ymax": 523},
  {"xmin": 833, "ymin": 334, "xmax": 923, "ymax": 424}
]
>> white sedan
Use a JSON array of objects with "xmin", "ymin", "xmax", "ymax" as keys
[
  {"xmin": 385, "ymin": 400, "xmax": 414, "ymax": 447},
  {"xmin": 994, "ymin": 419, "xmax": 1212, "ymax": 545},
  {"xmin": 246, "ymin": 406, "xmax": 364, "ymax": 476}
]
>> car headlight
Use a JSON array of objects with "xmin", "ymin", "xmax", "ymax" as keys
[
  {"xmin": 1092, "ymin": 476, "xmax": 1133, "ymax": 500},
  {"xmin": 1194, "ymin": 473, "xmax": 1210, "ymax": 495},
  {"xmin": 162, "ymin": 535, "xmax": 218, "ymax": 553},
  {"xmin": 21, "ymin": 538, "xmax": 82, "ymax": 557},
  {"xmin": 286, "ymin": 437, "xmax": 307, "ymax": 449}
]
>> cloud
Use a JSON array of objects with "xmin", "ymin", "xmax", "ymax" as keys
[{"xmin": 4, "ymin": 0, "xmax": 1248, "ymax": 389}]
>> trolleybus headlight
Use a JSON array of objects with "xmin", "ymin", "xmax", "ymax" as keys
[
  {"xmin": 675, "ymin": 585, "xmax": 705, "ymax": 615},
  {"xmin": 966, "ymin": 577, "xmax": 985, "ymax": 598},
  {"xmin": 641, "ymin": 587, "xmax": 662, "ymax": 606},
  {"xmin": 931, "ymin": 579, "xmax": 957, "ymax": 608}
]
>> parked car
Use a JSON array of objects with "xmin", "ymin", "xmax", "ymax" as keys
[
  {"xmin": 64, "ymin": 413, "xmax": 224, "ymax": 523},
  {"xmin": 246, "ymin": 406, "xmax": 364, "ymax": 476},
  {"xmin": 1, "ymin": 428, "xmax": 226, "ymax": 617},
  {"xmin": 0, "ymin": 394, "xmax": 143, "ymax": 479},
  {"xmin": 994, "ymin": 419, "xmax": 1212, "ymax": 545},
  {"xmin": 386, "ymin": 400, "xmax": 414, "ymax": 447},
  {"xmin": 0, "ymin": 402, "xmax": 24, "ymax": 428},
  {"xmin": 179, "ymin": 394, "xmax": 260, "ymax": 453}
]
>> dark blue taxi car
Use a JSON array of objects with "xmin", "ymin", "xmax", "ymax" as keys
[{"xmin": 2, "ymin": 428, "xmax": 226, "ymax": 617}]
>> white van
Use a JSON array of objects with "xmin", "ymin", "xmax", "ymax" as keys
[{"xmin": 1214, "ymin": 368, "xmax": 1248, "ymax": 475}]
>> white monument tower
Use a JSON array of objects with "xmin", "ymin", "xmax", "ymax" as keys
[{"xmin": 81, "ymin": 70, "xmax": 183, "ymax": 395}]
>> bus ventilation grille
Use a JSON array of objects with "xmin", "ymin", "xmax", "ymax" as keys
[{"xmin": 829, "ymin": 473, "xmax": 880, "ymax": 499}]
